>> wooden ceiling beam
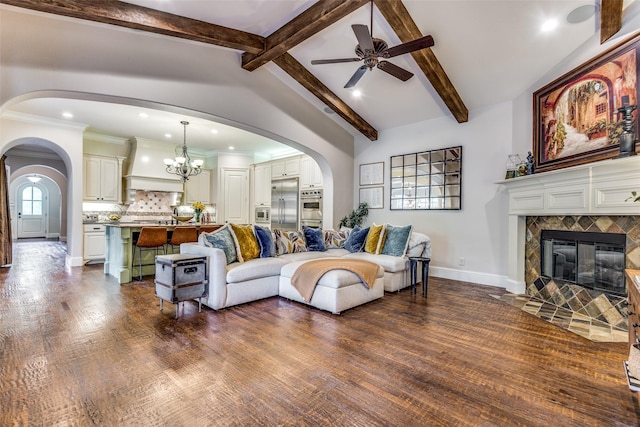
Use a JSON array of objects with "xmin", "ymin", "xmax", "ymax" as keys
[
  {"xmin": 242, "ymin": 0, "xmax": 370, "ymax": 71},
  {"xmin": 273, "ymin": 53, "xmax": 378, "ymax": 141},
  {"xmin": 600, "ymin": 0, "xmax": 624, "ymax": 44},
  {"xmin": 0, "ymin": 0, "xmax": 265, "ymax": 53},
  {"xmin": 374, "ymin": 0, "xmax": 468, "ymax": 123}
]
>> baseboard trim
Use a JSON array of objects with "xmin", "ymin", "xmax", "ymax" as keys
[
  {"xmin": 65, "ymin": 254, "xmax": 84, "ymax": 268},
  {"xmin": 430, "ymin": 266, "xmax": 511, "ymax": 290}
]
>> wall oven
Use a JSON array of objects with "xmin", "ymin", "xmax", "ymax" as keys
[
  {"xmin": 255, "ymin": 206, "xmax": 270, "ymax": 224},
  {"xmin": 300, "ymin": 189, "xmax": 322, "ymax": 228}
]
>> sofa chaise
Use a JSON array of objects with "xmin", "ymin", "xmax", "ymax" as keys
[{"xmin": 180, "ymin": 223, "xmax": 431, "ymax": 314}]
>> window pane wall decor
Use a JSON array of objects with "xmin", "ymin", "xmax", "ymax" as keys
[{"xmin": 390, "ymin": 146, "xmax": 462, "ymax": 210}]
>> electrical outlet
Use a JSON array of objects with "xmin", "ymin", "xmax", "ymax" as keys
[{"xmin": 459, "ymin": 257, "xmax": 465, "ymax": 266}]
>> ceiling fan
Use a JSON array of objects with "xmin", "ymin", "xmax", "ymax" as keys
[{"xmin": 311, "ymin": 0, "xmax": 434, "ymax": 89}]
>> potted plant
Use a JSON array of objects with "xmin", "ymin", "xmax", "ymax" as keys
[{"xmin": 338, "ymin": 202, "xmax": 369, "ymax": 228}]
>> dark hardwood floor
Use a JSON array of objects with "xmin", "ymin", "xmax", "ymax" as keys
[{"xmin": 1, "ymin": 240, "xmax": 639, "ymax": 426}]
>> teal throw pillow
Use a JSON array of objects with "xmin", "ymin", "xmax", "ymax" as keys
[{"xmin": 381, "ymin": 224, "xmax": 413, "ymax": 257}]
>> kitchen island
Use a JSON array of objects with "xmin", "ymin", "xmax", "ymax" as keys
[{"xmin": 104, "ymin": 223, "xmax": 221, "ymax": 284}]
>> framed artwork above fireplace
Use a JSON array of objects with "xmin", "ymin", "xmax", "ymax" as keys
[{"xmin": 533, "ymin": 32, "xmax": 640, "ymax": 173}]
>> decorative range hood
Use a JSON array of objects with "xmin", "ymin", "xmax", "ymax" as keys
[{"xmin": 124, "ymin": 137, "xmax": 184, "ymax": 198}]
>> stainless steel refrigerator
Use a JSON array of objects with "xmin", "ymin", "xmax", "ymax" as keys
[{"xmin": 271, "ymin": 178, "xmax": 298, "ymax": 231}]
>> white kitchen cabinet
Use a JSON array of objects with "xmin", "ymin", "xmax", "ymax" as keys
[
  {"xmin": 300, "ymin": 156, "xmax": 323, "ymax": 189},
  {"xmin": 271, "ymin": 156, "xmax": 300, "ymax": 178},
  {"xmin": 83, "ymin": 223, "xmax": 106, "ymax": 262},
  {"xmin": 83, "ymin": 155, "xmax": 122, "ymax": 202},
  {"xmin": 185, "ymin": 169, "xmax": 211, "ymax": 204},
  {"xmin": 254, "ymin": 163, "xmax": 272, "ymax": 206}
]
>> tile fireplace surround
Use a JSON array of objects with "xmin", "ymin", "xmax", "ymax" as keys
[{"xmin": 500, "ymin": 155, "xmax": 640, "ymax": 295}]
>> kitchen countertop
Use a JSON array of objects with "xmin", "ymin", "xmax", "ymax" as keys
[{"xmin": 105, "ymin": 222, "xmax": 222, "ymax": 228}]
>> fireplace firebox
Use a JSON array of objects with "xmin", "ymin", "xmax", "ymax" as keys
[{"xmin": 540, "ymin": 230, "xmax": 626, "ymax": 296}]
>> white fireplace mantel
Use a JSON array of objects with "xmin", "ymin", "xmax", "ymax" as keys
[{"xmin": 499, "ymin": 155, "xmax": 640, "ymax": 294}]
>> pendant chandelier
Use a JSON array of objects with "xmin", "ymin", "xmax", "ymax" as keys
[{"xmin": 163, "ymin": 120, "xmax": 204, "ymax": 182}]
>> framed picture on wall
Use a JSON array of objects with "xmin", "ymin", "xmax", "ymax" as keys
[
  {"xmin": 533, "ymin": 32, "xmax": 640, "ymax": 173},
  {"xmin": 359, "ymin": 186, "xmax": 384, "ymax": 209},
  {"xmin": 359, "ymin": 162, "xmax": 384, "ymax": 186}
]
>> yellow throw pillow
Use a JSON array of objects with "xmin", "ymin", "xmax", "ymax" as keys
[
  {"xmin": 230, "ymin": 223, "xmax": 260, "ymax": 262},
  {"xmin": 364, "ymin": 223, "xmax": 386, "ymax": 254}
]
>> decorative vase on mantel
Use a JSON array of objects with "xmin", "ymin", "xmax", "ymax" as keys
[{"xmin": 194, "ymin": 210, "xmax": 202, "ymax": 223}]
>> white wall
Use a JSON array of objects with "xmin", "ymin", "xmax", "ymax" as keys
[
  {"xmin": 355, "ymin": 102, "xmax": 512, "ymax": 286},
  {"xmin": 353, "ymin": 5, "xmax": 640, "ymax": 289}
]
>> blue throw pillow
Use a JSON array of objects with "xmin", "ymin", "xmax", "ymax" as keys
[
  {"xmin": 381, "ymin": 224, "xmax": 413, "ymax": 257},
  {"xmin": 344, "ymin": 226, "xmax": 370, "ymax": 253},
  {"xmin": 302, "ymin": 226, "xmax": 326, "ymax": 252},
  {"xmin": 254, "ymin": 225, "xmax": 275, "ymax": 258},
  {"xmin": 201, "ymin": 225, "xmax": 238, "ymax": 264}
]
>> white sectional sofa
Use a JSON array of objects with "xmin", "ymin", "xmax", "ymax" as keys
[{"xmin": 180, "ymin": 225, "xmax": 431, "ymax": 314}]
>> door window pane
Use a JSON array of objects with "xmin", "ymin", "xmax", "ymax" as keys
[{"xmin": 21, "ymin": 185, "xmax": 42, "ymax": 216}]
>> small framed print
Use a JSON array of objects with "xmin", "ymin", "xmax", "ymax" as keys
[
  {"xmin": 359, "ymin": 162, "xmax": 384, "ymax": 186},
  {"xmin": 360, "ymin": 186, "xmax": 384, "ymax": 209}
]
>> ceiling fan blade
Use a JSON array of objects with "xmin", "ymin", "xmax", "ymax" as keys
[
  {"xmin": 383, "ymin": 35, "xmax": 434, "ymax": 58},
  {"xmin": 377, "ymin": 61, "xmax": 413, "ymax": 81},
  {"xmin": 352, "ymin": 24, "xmax": 374, "ymax": 52},
  {"xmin": 344, "ymin": 65, "xmax": 368, "ymax": 88},
  {"xmin": 311, "ymin": 58, "xmax": 361, "ymax": 65}
]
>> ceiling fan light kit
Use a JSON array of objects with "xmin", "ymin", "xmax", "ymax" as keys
[{"xmin": 311, "ymin": 1, "xmax": 434, "ymax": 89}]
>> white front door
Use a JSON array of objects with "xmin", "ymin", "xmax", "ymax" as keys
[
  {"xmin": 17, "ymin": 183, "xmax": 47, "ymax": 238},
  {"xmin": 222, "ymin": 168, "xmax": 249, "ymax": 224}
]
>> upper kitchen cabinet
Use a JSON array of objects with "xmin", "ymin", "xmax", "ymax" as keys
[
  {"xmin": 300, "ymin": 156, "xmax": 323, "ymax": 189},
  {"xmin": 184, "ymin": 169, "xmax": 211, "ymax": 205},
  {"xmin": 254, "ymin": 163, "xmax": 271, "ymax": 206},
  {"xmin": 83, "ymin": 155, "xmax": 124, "ymax": 202},
  {"xmin": 271, "ymin": 156, "xmax": 300, "ymax": 178}
]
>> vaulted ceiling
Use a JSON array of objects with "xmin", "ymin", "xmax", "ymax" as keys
[{"xmin": 0, "ymin": 0, "xmax": 635, "ymax": 147}]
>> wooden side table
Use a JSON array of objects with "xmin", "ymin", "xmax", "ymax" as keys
[{"xmin": 409, "ymin": 257, "xmax": 430, "ymax": 296}]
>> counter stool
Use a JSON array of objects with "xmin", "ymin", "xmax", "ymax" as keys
[
  {"xmin": 135, "ymin": 227, "xmax": 167, "ymax": 281},
  {"xmin": 169, "ymin": 226, "xmax": 197, "ymax": 253},
  {"xmin": 197, "ymin": 225, "xmax": 222, "ymax": 236},
  {"xmin": 409, "ymin": 257, "xmax": 431, "ymax": 296}
]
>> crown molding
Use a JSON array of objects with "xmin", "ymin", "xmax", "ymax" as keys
[
  {"xmin": 84, "ymin": 132, "xmax": 127, "ymax": 145},
  {"xmin": 2, "ymin": 110, "xmax": 88, "ymax": 131}
]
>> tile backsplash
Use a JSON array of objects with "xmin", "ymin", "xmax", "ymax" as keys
[
  {"xmin": 128, "ymin": 190, "xmax": 175, "ymax": 213},
  {"xmin": 83, "ymin": 190, "xmax": 215, "ymax": 222}
]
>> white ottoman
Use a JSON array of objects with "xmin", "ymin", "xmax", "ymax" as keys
[{"xmin": 279, "ymin": 259, "xmax": 384, "ymax": 314}]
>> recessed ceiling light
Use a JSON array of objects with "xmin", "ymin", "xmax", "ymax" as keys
[
  {"xmin": 164, "ymin": 133, "xmax": 172, "ymax": 138},
  {"xmin": 138, "ymin": 112, "xmax": 148, "ymax": 118},
  {"xmin": 541, "ymin": 18, "xmax": 558, "ymax": 32},
  {"xmin": 228, "ymin": 146, "xmax": 235, "ymax": 150},
  {"xmin": 352, "ymin": 90, "xmax": 362, "ymax": 98},
  {"xmin": 567, "ymin": 4, "xmax": 599, "ymax": 24},
  {"xmin": 211, "ymin": 129, "xmax": 219, "ymax": 134},
  {"xmin": 62, "ymin": 112, "xmax": 73, "ymax": 118},
  {"xmin": 323, "ymin": 107, "xmax": 335, "ymax": 114}
]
